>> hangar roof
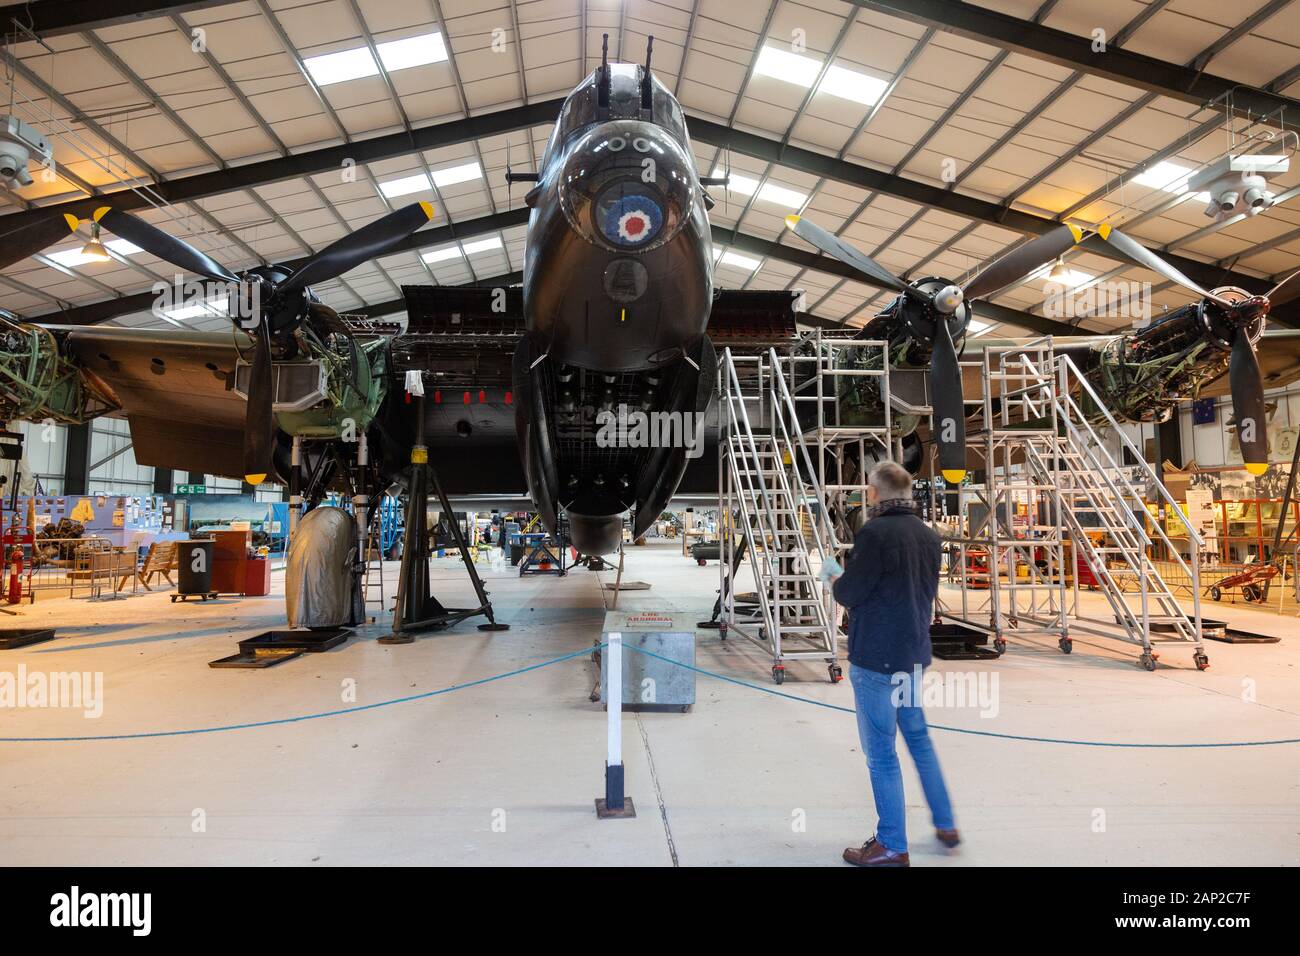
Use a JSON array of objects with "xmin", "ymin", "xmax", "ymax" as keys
[{"xmin": 2, "ymin": 0, "xmax": 1299, "ymax": 336}]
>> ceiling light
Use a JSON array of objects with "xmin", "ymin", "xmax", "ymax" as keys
[
  {"xmin": 163, "ymin": 301, "xmax": 227, "ymax": 321},
  {"xmin": 819, "ymin": 64, "xmax": 889, "ymax": 105},
  {"xmin": 720, "ymin": 251, "xmax": 760, "ymax": 272},
  {"xmin": 48, "ymin": 236, "xmax": 142, "ymax": 267},
  {"xmin": 422, "ymin": 245, "xmax": 463, "ymax": 264},
  {"xmin": 377, "ymin": 32, "xmax": 448, "ymax": 71},
  {"xmin": 754, "ymin": 45, "xmax": 821, "ymax": 88},
  {"xmin": 379, "ymin": 172, "xmax": 432, "ymax": 198},
  {"xmin": 462, "ymin": 236, "xmax": 503, "ymax": 255},
  {"xmin": 708, "ymin": 169, "xmax": 805, "ymax": 208},
  {"xmin": 966, "ymin": 319, "xmax": 992, "ymax": 337},
  {"xmin": 1133, "ymin": 161, "xmax": 1193, "ymax": 193},
  {"xmin": 431, "ymin": 161, "xmax": 482, "ymax": 188},
  {"xmin": 304, "ymin": 46, "xmax": 379, "ymax": 86},
  {"xmin": 1042, "ymin": 262, "xmax": 1092, "ymax": 289}
]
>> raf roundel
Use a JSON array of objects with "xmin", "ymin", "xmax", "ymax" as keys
[{"xmin": 599, "ymin": 192, "xmax": 663, "ymax": 248}]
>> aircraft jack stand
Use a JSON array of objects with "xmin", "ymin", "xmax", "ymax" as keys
[{"xmin": 380, "ymin": 395, "xmax": 508, "ymax": 643}]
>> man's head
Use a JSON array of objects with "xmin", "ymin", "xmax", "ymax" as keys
[{"xmin": 867, "ymin": 460, "xmax": 913, "ymax": 505}]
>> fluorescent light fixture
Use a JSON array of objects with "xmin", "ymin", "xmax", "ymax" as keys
[
  {"xmin": 379, "ymin": 172, "xmax": 432, "ymax": 198},
  {"xmin": 709, "ymin": 169, "xmax": 805, "ymax": 208},
  {"xmin": 1133, "ymin": 160, "xmax": 1193, "ymax": 193},
  {"xmin": 305, "ymin": 32, "xmax": 447, "ymax": 86},
  {"xmin": 304, "ymin": 46, "xmax": 379, "ymax": 86},
  {"xmin": 462, "ymin": 236, "xmax": 503, "ymax": 255},
  {"xmin": 759, "ymin": 181, "xmax": 808, "ymax": 208},
  {"xmin": 754, "ymin": 45, "xmax": 821, "ymax": 87},
  {"xmin": 966, "ymin": 319, "xmax": 993, "ymax": 337},
  {"xmin": 1041, "ymin": 265, "xmax": 1092, "ymax": 289},
  {"xmin": 422, "ymin": 245, "xmax": 463, "ymax": 264},
  {"xmin": 431, "ymin": 161, "xmax": 482, "ymax": 188},
  {"xmin": 47, "ymin": 237, "xmax": 142, "ymax": 267},
  {"xmin": 819, "ymin": 64, "xmax": 888, "ymax": 105},
  {"xmin": 377, "ymin": 32, "xmax": 448, "ymax": 71},
  {"xmin": 720, "ymin": 251, "xmax": 760, "ymax": 271},
  {"xmin": 163, "ymin": 301, "xmax": 227, "ymax": 321}
]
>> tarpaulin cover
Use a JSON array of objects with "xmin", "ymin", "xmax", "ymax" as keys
[{"xmin": 286, "ymin": 506, "xmax": 357, "ymax": 629}]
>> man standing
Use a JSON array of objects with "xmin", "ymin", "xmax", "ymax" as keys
[{"xmin": 831, "ymin": 461, "xmax": 958, "ymax": 867}]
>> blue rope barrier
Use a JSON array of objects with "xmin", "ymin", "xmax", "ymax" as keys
[{"xmin": 3, "ymin": 640, "xmax": 1297, "ymax": 749}]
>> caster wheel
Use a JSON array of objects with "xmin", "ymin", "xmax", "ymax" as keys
[
  {"xmin": 759, "ymin": 627, "xmax": 767, "ymax": 642},
  {"xmin": 993, "ymin": 638, "xmax": 1007, "ymax": 656},
  {"xmin": 1139, "ymin": 653, "xmax": 1156, "ymax": 671},
  {"xmin": 170, "ymin": 595, "xmax": 177, "ymax": 603},
  {"xmin": 772, "ymin": 665, "xmax": 786, "ymax": 685},
  {"xmin": 1194, "ymin": 653, "xmax": 1210, "ymax": 671},
  {"xmin": 828, "ymin": 663, "xmax": 843, "ymax": 683},
  {"xmin": 697, "ymin": 559, "xmax": 706, "ymax": 566},
  {"xmin": 1058, "ymin": 637, "xmax": 1072, "ymax": 654},
  {"xmin": 1210, "ymin": 586, "xmax": 1222, "ymax": 601},
  {"xmin": 718, "ymin": 622, "xmax": 728, "ymax": 640}
]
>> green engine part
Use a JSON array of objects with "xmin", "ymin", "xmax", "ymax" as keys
[
  {"xmin": 274, "ymin": 336, "xmax": 389, "ymax": 440},
  {"xmin": 0, "ymin": 317, "xmax": 117, "ymax": 424}
]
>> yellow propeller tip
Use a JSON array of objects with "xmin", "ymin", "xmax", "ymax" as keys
[
  {"xmin": 784, "ymin": 214, "xmax": 801, "ymax": 228},
  {"xmin": 1066, "ymin": 223, "xmax": 1083, "ymax": 243},
  {"xmin": 941, "ymin": 469, "xmax": 966, "ymax": 484},
  {"xmin": 63, "ymin": 214, "xmax": 81, "ymax": 232},
  {"xmin": 1244, "ymin": 462, "xmax": 1268, "ymax": 476},
  {"xmin": 1098, "ymin": 222, "xmax": 1111, "ymax": 240},
  {"xmin": 419, "ymin": 201, "xmax": 435, "ymax": 220},
  {"xmin": 244, "ymin": 474, "xmax": 267, "ymax": 486},
  {"xmin": 92, "ymin": 206, "xmax": 111, "ymax": 222}
]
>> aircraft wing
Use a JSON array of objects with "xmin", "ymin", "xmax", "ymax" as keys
[{"xmin": 49, "ymin": 324, "xmax": 250, "ymax": 479}]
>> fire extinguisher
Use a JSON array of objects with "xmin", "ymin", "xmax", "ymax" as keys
[{"xmin": 7, "ymin": 545, "xmax": 23, "ymax": 604}]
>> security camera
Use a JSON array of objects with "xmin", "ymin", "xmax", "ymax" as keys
[
  {"xmin": 0, "ymin": 116, "xmax": 53, "ymax": 189},
  {"xmin": 1188, "ymin": 154, "xmax": 1290, "ymax": 222}
]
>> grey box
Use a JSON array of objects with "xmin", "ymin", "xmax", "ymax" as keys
[{"xmin": 600, "ymin": 610, "xmax": 696, "ymax": 710}]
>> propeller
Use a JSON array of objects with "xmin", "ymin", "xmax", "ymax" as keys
[
  {"xmin": 0, "ymin": 216, "xmax": 77, "ymax": 271},
  {"xmin": 1095, "ymin": 222, "xmax": 1295, "ymax": 476},
  {"xmin": 28, "ymin": 200, "xmax": 438, "ymax": 483},
  {"xmin": 244, "ymin": 317, "xmax": 275, "ymax": 485},
  {"xmin": 784, "ymin": 215, "xmax": 1092, "ymax": 484}
]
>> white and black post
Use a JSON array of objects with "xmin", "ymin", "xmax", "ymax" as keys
[{"xmin": 596, "ymin": 631, "xmax": 635, "ymax": 818}]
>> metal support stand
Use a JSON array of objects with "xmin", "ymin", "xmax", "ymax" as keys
[
  {"xmin": 380, "ymin": 393, "xmax": 508, "ymax": 643},
  {"xmin": 595, "ymin": 631, "xmax": 635, "ymax": 818}
]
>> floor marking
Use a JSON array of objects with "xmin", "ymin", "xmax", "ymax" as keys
[{"xmin": 636, "ymin": 712, "xmax": 679, "ymax": 866}]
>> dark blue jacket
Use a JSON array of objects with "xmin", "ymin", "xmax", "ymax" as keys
[{"xmin": 832, "ymin": 505, "xmax": 941, "ymax": 674}]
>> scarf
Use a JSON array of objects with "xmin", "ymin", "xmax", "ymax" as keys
[{"xmin": 867, "ymin": 497, "xmax": 917, "ymax": 520}]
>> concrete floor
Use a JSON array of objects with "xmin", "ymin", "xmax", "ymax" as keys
[{"xmin": 1, "ymin": 541, "xmax": 1297, "ymax": 866}]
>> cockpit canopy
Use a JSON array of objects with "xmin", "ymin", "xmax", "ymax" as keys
[{"xmin": 546, "ymin": 64, "xmax": 689, "ymax": 158}]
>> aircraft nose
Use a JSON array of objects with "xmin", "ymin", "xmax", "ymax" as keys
[{"xmin": 559, "ymin": 122, "xmax": 693, "ymax": 253}]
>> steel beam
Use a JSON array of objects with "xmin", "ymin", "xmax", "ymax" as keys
[
  {"xmin": 0, "ymin": 0, "xmax": 236, "ymax": 37},
  {"xmin": 848, "ymin": 0, "xmax": 1300, "ymax": 127}
]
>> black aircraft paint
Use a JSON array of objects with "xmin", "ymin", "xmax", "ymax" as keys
[{"xmin": 510, "ymin": 42, "xmax": 718, "ymax": 555}]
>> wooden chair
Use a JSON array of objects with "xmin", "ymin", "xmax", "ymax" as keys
[{"xmin": 116, "ymin": 540, "xmax": 178, "ymax": 593}]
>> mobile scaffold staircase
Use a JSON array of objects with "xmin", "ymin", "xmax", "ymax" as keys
[
  {"xmin": 717, "ymin": 339, "xmax": 891, "ymax": 683},
  {"xmin": 940, "ymin": 339, "xmax": 1208, "ymax": 671}
]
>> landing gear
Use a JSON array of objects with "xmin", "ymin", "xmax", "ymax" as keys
[
  {"xmin": 1194, "ymin": 652, "xmax": 1210, "ymax": 671},
  {"xmin": 1058, "ymin": 636, "xmax": 1072, "ymax": 654},
  {"xmin": 828, "ymin": 662, "xmax": 843, "ymax": 683},
  {"xmin": 772, "ymin": 663, "xmax": 786, "ymax": 685}
]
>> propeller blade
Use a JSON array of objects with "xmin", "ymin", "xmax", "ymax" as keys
[
  {"xmin": 1097, "ymin": 223, "xmax": 1235, "ymax": 308},
  {"xmin": 0, "ymin": 215, "xmax": 78, "ymax": 271},
  {"xmin": 1229, "ymin": 331, "xmax": 1269, "ymax": 476},
  {"xmin": 785, "ymin": 214, "xmax": 929, "ymax": 304},
  {"xmin": 962, "ymin": 223, "xmax": 1085, "ymax": 300},
  {"xmin": 929, "ymin": 317, "xmax": 967, "ymax": 484},
  {"xmin": 94, "ymin": 207, "xmax": 239, "ymax": 284},
  {"xmin": 280, "ymin": 201, "xmax": 435, "ymax": 295},
  {"xmin": 1266, "ymin": 267, "xmax": 1300, "ymax": 301},
  {"xmin": 243, "ymin": 320, "xmax": 275, "ymax": 486}
]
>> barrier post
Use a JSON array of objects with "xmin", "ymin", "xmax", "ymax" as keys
[{"xmin": 596, "ymin": 631, "xmax": 635, "ymax": 818}]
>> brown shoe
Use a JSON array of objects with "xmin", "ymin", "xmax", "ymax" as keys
[
  {"xmin": 936, "ymin": 828, "xmax": 961, "ymax": 849},
  {"xmin": 842, "ymin": 836, "xmax": 910, "ymax": 867}
]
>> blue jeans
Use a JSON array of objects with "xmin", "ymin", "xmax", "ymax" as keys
[{"xmin": 849, "ymin": 663, "xmax": 955, "ymax": 853}]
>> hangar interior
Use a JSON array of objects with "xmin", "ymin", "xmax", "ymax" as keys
[{"xmin": 1, "ymin": 0, "xmax": 1299, "ymax": 867}]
